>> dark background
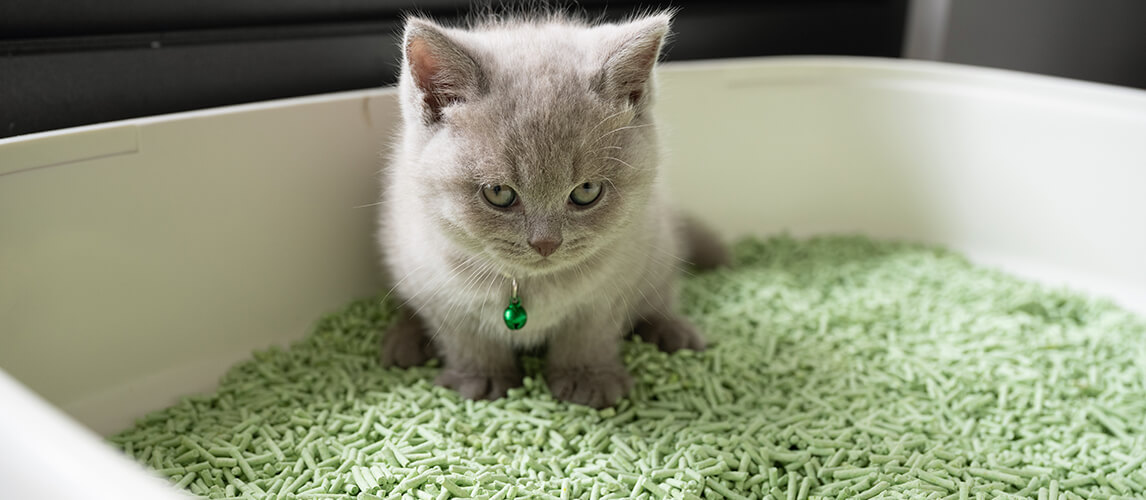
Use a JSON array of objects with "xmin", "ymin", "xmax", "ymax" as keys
[{"xmin": 0, "ymin": 0, "xmax": 910, "ymax": 139}]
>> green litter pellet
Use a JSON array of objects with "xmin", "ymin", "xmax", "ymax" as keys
[{"xmin": 110, "ymin": 235, "xmax": 1146, "ymax": 499}]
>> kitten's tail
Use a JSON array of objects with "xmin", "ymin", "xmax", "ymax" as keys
[{"xmin": 680, "ymin": 214, "xmax": 731, "ymax": 271}]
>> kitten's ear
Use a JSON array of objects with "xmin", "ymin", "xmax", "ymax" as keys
[
  {"xmin": 404, "ymin": 18, "xmax": 484, "ymax": 123},
  {"xmin": 596, "ymin": 13, "xmax": 672, "ymax": 108}
]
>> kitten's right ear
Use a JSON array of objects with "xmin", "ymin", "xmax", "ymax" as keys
[
  {"xmin": 403, "ymin": 18, "xmax": 484, "ymax": 123},
  {"xmin": 595, "ymin": 13, "xmax": 672, "ymax": 109}
]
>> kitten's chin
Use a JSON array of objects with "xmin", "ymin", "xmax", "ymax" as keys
[
  {"xmin": 501, "ymin": 259, "xmax": 568, "ymax": 278},
  {"xmin": 496, "ymin": 253, "xmax": 587, "ymax": 278}
]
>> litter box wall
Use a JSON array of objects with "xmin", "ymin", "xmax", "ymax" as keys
[
  {"xmin": 657, "ymin": 57, "xmax": 1146, "ymax": 313},
  {"xmin": 1, "ymin": 57, "xmax": 1145, "ymax": 499}
]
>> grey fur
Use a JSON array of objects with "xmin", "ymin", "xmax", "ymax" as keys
[{"xmin": 377, "ymin": 12, "xmax": 718, "ymax": 408}]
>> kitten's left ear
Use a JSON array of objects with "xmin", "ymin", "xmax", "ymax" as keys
[{"xmin": 596, "ymin": 13, "xmax": 672, "ymax": 108}]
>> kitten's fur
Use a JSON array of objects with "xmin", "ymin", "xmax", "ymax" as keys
[{"xmin": 377, "ymin": 11, "xmax": 727, "ymax": 408}]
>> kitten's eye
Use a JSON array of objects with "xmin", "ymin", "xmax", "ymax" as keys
[
  {"xmin": 482, "ymin": 184, "xmax": 518, "ymax": 208},
  {"xmin": 569, "ymin": 181, "xmax": 603, "ymax": 207}
]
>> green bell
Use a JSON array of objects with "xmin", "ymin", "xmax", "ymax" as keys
[{"xmin": 504, "ymin": 297, "xmax": 527, "ymax": 330}]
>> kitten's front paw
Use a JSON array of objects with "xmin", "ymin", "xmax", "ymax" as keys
[
  {"xmin": 435, "ymin": 369, "xmax": 522, "ymax": 401},
  {"xmin": 634, "ymin": 315, "xmax": 707, "ymax": 353},
  {"xmin": 380, "ymin": 314, "xmax": 436, "ymax": 368},
  {"xmin": 547, "ymin": 364, "xmax": 633, "ymax": 409}
]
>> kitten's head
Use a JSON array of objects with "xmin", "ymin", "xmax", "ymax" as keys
[{"xmin": 395, "ymin": 12, "xmax": 672, "ymax": 277}]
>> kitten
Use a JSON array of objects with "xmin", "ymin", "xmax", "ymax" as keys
[{"xmin": 377, "ymin": 11, "xmax": 727, "ymax": 408}]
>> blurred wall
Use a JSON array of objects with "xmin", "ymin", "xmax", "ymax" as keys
[
  {"xmin": 0, "ymin": 0, "xmax": 909, "ymax": 138},
  {"xmin": 908, "ymin": 0, "xmax": 1146, "ymax": 89}
]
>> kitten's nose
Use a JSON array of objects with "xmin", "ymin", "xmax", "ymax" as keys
[{"xmin": 529, "ymin": 238, "xmax": 562, "ymax": 257}]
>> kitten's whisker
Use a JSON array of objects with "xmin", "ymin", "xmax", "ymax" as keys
[
  {"xmin": 581, "ymin": 109, "xmax": 633, "ymax": 147},
  {"xmin": 640, "ymin": 276, "xmax": 669, "ymax": 312},
  {"xmin": 477, "ymin": 261, "xmax": 505, "ymax": 332},
  {"xmin": 618, "ymin": 240, "xmax": 696, "ymax": 266},
  {"xmin": 582, "ymin": 163, "xmax": 613, "ymax": 181},
  {"xmin": 587, "ymin": 123, "xmax": 655, "ymax": 148},
  {"xmin": 435, "ymin": 261, "xmax": 486, "ymax": 330},
  {"xmin": 644, "ymin": 252, "xmax": 695, "ymax": 277},
  {"xmin": 602, "ymin": 178, "xmax": 623, "ymax": 202},
  {"xmin": 611, "ymin": 275, "xmax": 636, "ymax": 325},
  {"xmin": 399, "ymin": 254, "xmax": 481, "ymax": 311},
  {"xmin": 570, "ymin": 261, "xmax": 594, "ymax": 319},
  {"xmin": 380, "ymin": 262, "xmax": 428, "ymax": 305},
  {"xmin": 585, "ymin": 145, "xmax": 623, "ymax": 154},
  {"xmin": 430, "ymin": 259, "xmax": 498, "ymax": 343},
  {"xmin": 644, "ymin": 244, "xmax": 693, "ymax": 263},
  {"xmin": 610, "ymin": 245, "xmax": 694, "ymax": 277},
  {"xmin": 466, "ymin": 262, "xmax": 505, "ymax": 336},
  {"xmin": 653, "ymin": 248, "xmax": 697, "ymax": 267},
  {"xmin": 633, "ymin": 283, "xmax": 654, "ymax": 316},
  {"xmin": 354, "ymin": 200, "xmax": 388, "ymax": 209},
  {"xmin": 606, "ymin": 123, "xmax": 655, "ymax": 133},
  {"xmin": 428, "ymin": 258, "xmax": 493, "ymax": 330},
  {"xmin": 601, "ymin": 156, "xmax": 636, "ymax": 169}
]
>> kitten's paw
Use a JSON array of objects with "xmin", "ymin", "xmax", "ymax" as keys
[
  {"xmin": 634, "ymin": 315, "xmax": 707, "ymax": 353},
  {"xmin": 435, "ymin": 369, "xmax": 522, "ymax": 401},
  {"xmin": 546, "ymin": 364, "xmax": 633, "ymax": 409},
  {"xmin": 380, "ymin": 314, "xmax": 435, "ymax": 368}
]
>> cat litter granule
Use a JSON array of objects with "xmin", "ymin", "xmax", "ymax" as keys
[{"xmin": 111, "ymin": 235, "xmax": 1146, "ymax": 500}]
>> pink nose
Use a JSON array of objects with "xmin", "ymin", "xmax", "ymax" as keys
[{"xmin": 529, "ymin": 238, "xmax": 562, "ymax": 257}]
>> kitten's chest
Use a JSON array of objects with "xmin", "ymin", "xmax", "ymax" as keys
[
  {"xmin": 444, "ymin": 269, "xmax": 603, "ymax": 339},
  {"xmin": 477, "ymin": 277, "xmax": 578, "ymax": 330}
]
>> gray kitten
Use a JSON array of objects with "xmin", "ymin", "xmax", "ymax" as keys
[{"xmin": 377, "ymin": 12, "xmax": 727, "ymax": 408}]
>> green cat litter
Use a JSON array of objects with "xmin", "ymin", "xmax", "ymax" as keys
[{"xmin": 110, "ymin": 236, "xmax": 1146, "ymax": 500}]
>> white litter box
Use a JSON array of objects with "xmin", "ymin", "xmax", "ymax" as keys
[{"xmin": 1, "ymin": 57, "xmax": 1145, "ymax": 499}]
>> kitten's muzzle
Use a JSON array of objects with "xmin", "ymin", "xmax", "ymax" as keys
[{"xmin": 528, "ymin": 237, "xmax": 562, "ymax": 257}]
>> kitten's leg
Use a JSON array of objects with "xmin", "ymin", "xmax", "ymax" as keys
[
  {"xmin": 633, "ymin": 313, "xmax": 707, "ymax": 353},
  {"xmin": 434, "ymin": 332, "xmax": 522, "ymax": 401},
  {"xmin": 546, "ymin": 317, "xmax": 633, "ymax": 409},
  {"xmin": 632, "ymin": 255, "xmax": 707, "ymax": 354},
  {"xmin": 380, "ymin": 311, "xmax": 436, "ymax": 368}
]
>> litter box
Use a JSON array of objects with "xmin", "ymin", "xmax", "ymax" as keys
[{"xmin": 1, "ymin": 57, "xmax": 1145, "ymax": 499}]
